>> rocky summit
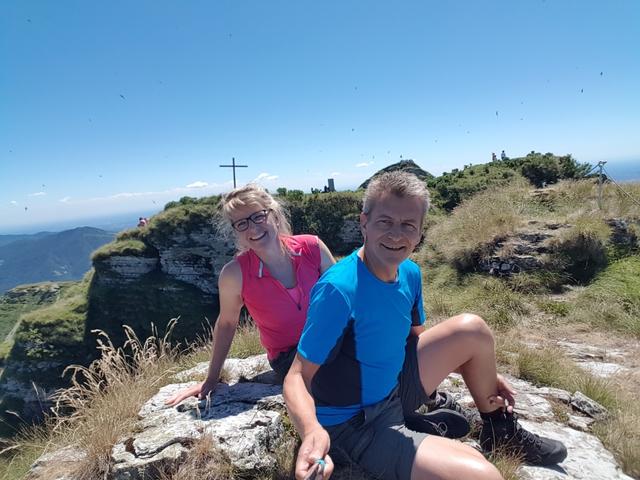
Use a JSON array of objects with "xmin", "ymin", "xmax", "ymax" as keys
[{"xmin": 27, "ymin": 354, "xmax": 632, "ymax": 480}]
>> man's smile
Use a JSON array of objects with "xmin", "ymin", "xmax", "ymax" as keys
[{"xmin": 381, "ymin": 243, "xmax": 405, "ymax": 251}]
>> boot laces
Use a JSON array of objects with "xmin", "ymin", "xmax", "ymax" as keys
[{"xmin": 509, "ymin": 413, "xmax": 542, "ymax": 449}]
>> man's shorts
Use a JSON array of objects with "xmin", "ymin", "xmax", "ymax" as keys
[
  {"xmin": 324, "ymin": 335, "xmax": 431, "ymax": 480},
  {"xmin": 325, "ymin": 389, "xmax": 427, "ymax": 480},
  {"xmin": 268, "ymin": 346, "xmax": 297, "ymax": 382}
]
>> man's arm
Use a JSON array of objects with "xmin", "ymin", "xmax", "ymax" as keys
[{"xmin": 284, "ymin": 354, "xmax": 334, "ymax": 480}]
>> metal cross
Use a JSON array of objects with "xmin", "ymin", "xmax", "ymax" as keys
[{"xmin": 219, "ymin": 157, "xmax": 248, "ymax": 188}]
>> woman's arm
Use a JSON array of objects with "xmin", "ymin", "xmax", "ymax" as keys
[{"xmin": 165, "ymin": 260, "xmax": 244, "ymax": 406}]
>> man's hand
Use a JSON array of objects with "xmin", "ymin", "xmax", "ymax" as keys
[
  {"xmin": 295, "ymin": 427, "xmax": 334, "ymax": 480},
  {"xmin": 164, "ymin": 379, "xmax": 218, "ymax": 407},
  {"xmin": 488, "ymin": 373, "xmax": 517, "ymax": 413}
]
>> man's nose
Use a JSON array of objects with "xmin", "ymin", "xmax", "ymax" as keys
[{"xmin": 387, "ymin": 223, "xmax": 403, "ymax": 239}]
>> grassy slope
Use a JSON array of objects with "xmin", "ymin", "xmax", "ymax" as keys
[
  {"xmin": 419, "ymin": 178, "xmax": 640, "ymax": 476},
  {"xmin": 0, "ymin": 283, "xmax": 74, "ymax": 348}
]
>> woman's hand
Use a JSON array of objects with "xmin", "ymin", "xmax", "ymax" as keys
[{"xmin": 164, "ymin": 379, "xmax": 218, "ymax": 407}]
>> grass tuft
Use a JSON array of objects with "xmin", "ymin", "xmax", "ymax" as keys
[
  {"xmin": 156, "ymin": 434, "xmax": 236, "ymax": 480},
  {"xmin": 569, "ymin": 256, "xmax": 640, "ymax": 337},
  {"xmin": 49, "ymin": 321, "xmax": 181, "ymax": 480},
  {"xmin": 227, "ymin": 322, "xmax": 264, "ymax": 359},
  {"xmin": 487, "ymin": 449, "xmax": 522, "ymax": 480}
]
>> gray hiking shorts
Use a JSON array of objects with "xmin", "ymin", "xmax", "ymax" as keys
[
  {"xmin": 268, "ymin": 346, "xmax": 297, "ymax": 382},
  {"xmin": 324, "ymin": 335, "xmax": 431, "ymax": 480}
]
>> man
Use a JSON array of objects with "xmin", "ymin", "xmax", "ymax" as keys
[{"xmin": 283, "ymin": 171, "xmax": 567, "ymax": 480}]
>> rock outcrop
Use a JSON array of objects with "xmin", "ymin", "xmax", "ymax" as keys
[
  {"xmin": 27, "ymin": 355, "xmax": 634, "ymax": 480},
  {"xmin": 478, "ymin": 218, "xmax": 638, "ymax": 277}
]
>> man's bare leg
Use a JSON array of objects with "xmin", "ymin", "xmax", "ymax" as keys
[
  {"xmin": 410, "ymin": 436, "xmax": 502, "ymax": 480},
  {"xmin": 416, "ymin": 313, "xmax": 503, "ymax": 413},
  {"xmin": 415, "ymin": 313, "xmax": 567, "ymax": 466}
]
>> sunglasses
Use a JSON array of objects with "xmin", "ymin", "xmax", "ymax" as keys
[{"xmin": 231, "ymin": 209, "xmax": 272, "ymax": 232}]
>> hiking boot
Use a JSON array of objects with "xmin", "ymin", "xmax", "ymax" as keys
[
  {"xmin": 405, "ymin": 409, "xmax": 470, "ymax": 439},
  {"xmin": 427, "ymin": 391, "xmax": 481, "ymax": 428},
  {"xmin": 480, "ymin": 410, "xmax": 567, "ymax": 466}
]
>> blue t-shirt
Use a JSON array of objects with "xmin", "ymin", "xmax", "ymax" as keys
[{"xmin": 298, "ymin": 250, "xmax": 425, "ymax": 426}]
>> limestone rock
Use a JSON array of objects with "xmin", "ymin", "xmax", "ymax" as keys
[
  {"xmin": 338, "ymin": 219, "xmax": 363, "ymax": 250},
  {"xmin": 173, "ymin": 354, "xmax": 273, "ymax": 384},
  {"xmin": 99, "ymin": 256, "xmax": 159, "ymax": 282},
  {"xmin": 578, "ymin": 361, "xmax": 628, "ymax": 378},
  {"xmin": 518, "ymin": 420, "xmax": 633, "ymax": 480},
  {"xmin": 151, "ymin": 228, "xmax": 235, "ymax": 295},
  {"xmin": 436, "ymin": 373, "xmax": 630, "ymax": 479},
  {"xmin": 27, "ymin": 356, "xmax": 633, "ymax": 480},
  {"xmin": 567, "ymin": 414, "xmax": 595, "ymax": 432},
  {"xmin": 571, "ymin": 391, "xmax": 608, "ymax": 419},
  {"xmin": 26, "ymin": 445, "xmax": 86, "ymax": 480},
  {"xmin": 112, "ymin": 357, "xmax": 286, "ymax": 478}
]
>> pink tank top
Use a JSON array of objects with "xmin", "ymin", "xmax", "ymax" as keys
[{"xmin": 236, "ymin": 235, "xmax": 322, "ymax": 360}]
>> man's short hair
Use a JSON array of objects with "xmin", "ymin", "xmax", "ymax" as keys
[{"xmin": 362, "ymin": 171, "xmax": 431, "ymax": 216}]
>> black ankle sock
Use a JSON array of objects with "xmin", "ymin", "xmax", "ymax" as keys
[{"xmin": 480, "ymin": 408, "xmax": 505, "ymax": 422}]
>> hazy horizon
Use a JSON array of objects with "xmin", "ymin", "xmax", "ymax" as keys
[{"xmin": 2, "ymin": 156, "xmax": 638, "ymax": 236}]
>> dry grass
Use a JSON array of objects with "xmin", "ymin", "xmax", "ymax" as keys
[
  {"xmin": 228, "ymin": 322, "xmax": 264, "ymax": 359},
  {"xmin": 593, "ymin": 400, "xmax": 640, "ymax": 478},
  {"xmin": 0, "ymin": 321, "xmax": 294, "ymax": 480},
  {"xmin": 516, "ymin": 346, "xmax": 617, "ymax": 410},
  {"xmin": 52, "ymin": 322, "xmax": 180, "ymax": 479},
  {"xmin": 0, "ymin": 424, "xmax": 52, "ymax": 480},
  {"xmin": 541, "ymin": 180, "xmax": 640, "ymax": 221},
  {"xmin": 422, "ymin": 268, "xmax": 529, "ymax": 331},
  {"xmin": 156, "ymin": 434, "xmax": 236, "ymax": 480},
  {"xmin": 426, "ymin": 179, "xmax": 533, "ymax": 271},
  {"xmin": 487, "ymin": 449, "xmax": 522, "ymax": 480},
  {"xmin": 0, "ymin": 321, "xmax": 184, "ymax": 480}
]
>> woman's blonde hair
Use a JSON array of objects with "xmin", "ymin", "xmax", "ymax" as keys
[{"xmin": 218, "ymin": 184, "xmax": 292, "ymax": 252}]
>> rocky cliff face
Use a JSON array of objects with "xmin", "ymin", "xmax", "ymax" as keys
[
  {"xmin": 88, "ymin": 222, "xmax": 236, "ymax": 348},
  {"xmin": 0, "ymin": 218, "xmax": 237, "ymax": 436}
]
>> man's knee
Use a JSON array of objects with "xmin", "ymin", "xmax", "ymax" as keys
[{"xmin": 453, "ymin": 313, "xmax": 494, "ymax": 345}]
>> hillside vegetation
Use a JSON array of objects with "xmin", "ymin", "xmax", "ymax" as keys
[{"xmin": 1, "ymin": 154, "xmax": 639, "ymax": 479}]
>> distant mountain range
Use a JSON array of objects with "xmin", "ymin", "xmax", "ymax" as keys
[{"xmin": 0, "ymin": 227, "xmax": 115, "ymax": 292}]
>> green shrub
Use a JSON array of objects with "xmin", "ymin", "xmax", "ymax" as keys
[{"xmin": 285, "ymin": 192, "xmax": 362, "ymax": 254}]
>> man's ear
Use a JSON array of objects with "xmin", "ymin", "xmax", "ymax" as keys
[{"xmin": 359, "ymin": 212, "xmax": 367, "ymax": 239}]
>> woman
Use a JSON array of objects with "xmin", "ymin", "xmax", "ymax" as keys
[{"xmin": 165, "ymin": 184, "xmax": 335, "ymax": 406}]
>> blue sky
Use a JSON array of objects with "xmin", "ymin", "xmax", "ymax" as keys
[{"xmin": 1, "ymin": 1, "xmax": 639, "ymax": 233}]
